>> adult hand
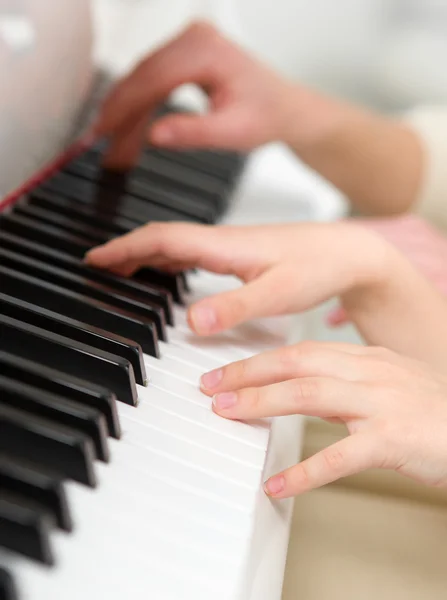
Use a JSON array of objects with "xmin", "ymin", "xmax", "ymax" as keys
[
  {"xmin": 93, "ymin": 21, "xmax": 295, "ymax": 168},
  {"xmin": 201, "ymin": 342, "xmax": 447, "ymax": 497}
]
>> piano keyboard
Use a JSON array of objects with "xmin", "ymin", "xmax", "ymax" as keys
[{"xmin": 0, "ymin": 131, "xmax": 300, "ymax": 600}]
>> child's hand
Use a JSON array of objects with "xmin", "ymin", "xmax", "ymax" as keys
[
  {"xmin": 201, "ymin": 342, "xmax": 447, "ymax": 498},
  {"xmin": 328, "ymin": 215, "xmax": 447, "ymax": 327},
  {"xmin": 86, "ymin": 220, "xmax": 447, "ymax": 370},
  {"xmin": 86, "ymin": 220, "xmax": 390, "ymax": 333}
]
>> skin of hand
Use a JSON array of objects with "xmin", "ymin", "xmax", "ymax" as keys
[
  {"xmin": 93, "ymin": 21, "xmax": 295, "ymax": 168},
  {"xmin": 93, "ymin": 20, "xmax": 424, "ymax": 215},
  {"xmin": 199, "ymin": 342, "xmax": 447, "ymax": 498},
  {"xmin": 85, "ymin": 220, "xmax": 447, "ymax": 371},
  {"xmin": 328, "ymin": 215, "xmax": 447, "ymax": 327}
]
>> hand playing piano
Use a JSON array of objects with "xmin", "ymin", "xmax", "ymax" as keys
[
  {"xmin": 93, "ymin": 21, "xmax": 295, "ymax": 169},
  {"xmin": 201, "ymin": 343, "xmax": 447, "ymax": 497},
  {"xmin": 86, "ymin": 221, "xmax": 447, "ymax": 498},
  {"xmin": 86, "ymin": 220, "xmax": 447, "ymax": 370}
]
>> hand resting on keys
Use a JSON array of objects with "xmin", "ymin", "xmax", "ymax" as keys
[
  {"xmin": 86, "ymin": 220, "xmax": 447, "ymax": 497},
  {"xmin": 202, "ymin": 344, "xmax": 447, "ymax": 498}
]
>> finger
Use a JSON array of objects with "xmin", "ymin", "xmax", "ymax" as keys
[
  {"xmin": 93, "ymin": 22, "xmax": 223, "ymax": 136},
  {"xmin": 149, "ymin": 108, "xmax": 258, "ymax": 150},
  {"xmin": 187, "ymin": 269, "xmax": 294, "ymax": 335},
  {"xmin": 264, "ymin": 434, "xmax": 378, "ymax": 498},
  {"xmin": 102, "ymin": 113, "xmax": 149, "ymax": 170},
  {"xmin": 200, "ymin": 342, "xmax": 371, "ymax": 393},
  {"xmin": 84, "ymin": 222, "xmax": 237, "ymax": 275},
  {"xmin": 326, "ymin": 306, "xmax": 349, "ymax": 327},
  {"xmin": 212, "ymin": 377, "xmax": 370, "ymax": 420}
]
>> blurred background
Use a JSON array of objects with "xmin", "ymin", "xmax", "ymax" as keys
[{"xmin": 94, "ymin": 0, "xmax": 447, "ymax": 110}]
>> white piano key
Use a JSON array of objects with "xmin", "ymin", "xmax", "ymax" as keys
[
  {"xmin": 172, "ymin": 308, "xmax": 252, "ymax": 358},
  {"xmin": 67, "ymin": 476, "xmax": 242, "ymax": 567},
  {"xmin": 119, "ymin": 411, "xmax": 262, "ymax": 489},
  {"xmin": 159, "ymin": 339, "xmax": 223, "ymax": 371},
  {"xmin": 114, "ymin": 422, "xmax": 259, "ymax": 508},
  {"xmin": 168, "ymin": 326, "xmax": 249, "ymax": 363},
  {"xmin": 120, "ymin": 396, "xmax": 265, "ymax": 468},
  {"xmin": 108, "ymin": 439, "xmax": 255, "ymax": 523},
  {"xmin": 141, "ymin": 363, "xmax": 271, "ymax": 448},
  {"xmin": 145, "ymin": 353, "xmax": 203, "ymax": 386},
  {"xmin": 133, "ymin": 383, "xmax": 267, "ymax": 458},
  {"xmin": 95, "ymin": 453, "xmax": 254, "ymax": 538}
]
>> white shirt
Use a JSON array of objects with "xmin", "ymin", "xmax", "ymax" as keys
[{"xmin": 405, "ymin": 107, "xmax": 447, "ymax": 230}]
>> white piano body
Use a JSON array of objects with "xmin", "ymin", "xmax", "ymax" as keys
[{"xmin": 0, "ymin": 2, "xmax": 344, "ymax": 599}]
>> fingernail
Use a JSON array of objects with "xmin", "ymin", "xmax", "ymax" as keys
[
  {"xmin": 201, "ymin": 369, "xmax": 223, "ymax": 391},
  {"xmin": 264, "ymin": 475, "xmax": 285, "ymax": 496},
  {"xmin": 213, "ymin": 392, "xmax": 237, "ymax": 411},
  {"xmin": 190, "ymin": 305, "xmax": 217, "ymax": 334}
]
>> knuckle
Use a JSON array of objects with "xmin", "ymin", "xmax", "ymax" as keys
[
  {"xmin": 292, "ymin": 379, "xmax": 321, "ymax": 403},
  {"xmin": 188, "ymin": 20, "xmax": 219, "ymax": 41},
  {"xmin": 243, "ymin": 387, "xmax": 262, "ymax": 411},
  {"xmin": 232, "ymin": 358, "xmax": 251, "ymax": 382},
  {"xmin": 277, "ymin": 345, "xmax": 301, "ymax": 372},
  {"xmin": 225, "ymin": 294, "xmax": 250, "ymax": 324},
  {"xmin": 293, "ymin": 463, "xmax": 313, "ymax": 491},
  {"xmin": 322, "ymin": 447, "xmax": 346, "ymax": 474}
]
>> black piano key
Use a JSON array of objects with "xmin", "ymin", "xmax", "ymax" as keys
[
  {"xmin": 0, "ymin": 292, "xmax": 147, "ymax": 386},
  {"xmin": 0, "ymin": 312, "xmax": 139, "ymax": 407},
  {"xmin": 0, "ymin": 352, "xmax": 121, "ymax": 439},
  {"xmin": 0, "ymin": 376, "xmax": 109, "ymax": 463},
  {"xmin": 0, "ymin": 230, "xmax": 175, "ymax": 326},
  {"xmin": 136, "ymin": 266, "xmax": 187, "ymax": 305},
  {"xmin": 0, "ymin": 455, "xmax": 72, "ymax": 532},
  {"xmin": 0, "ymin": 213, "xmax": 94, "ymax": 257},
  {"xmin": 0, "ymin": 493, "xmax": 54, "ymax": 565},
  {"xmin": 0, "ymin": 403, "xmax": 96, "ymax": 487},
  {"xmin": 135, "ymin": 153, "xmax": 224, "ymax": 201},
  {"xmin": 0, "ymin": 246, "xmax": 166, "ymax": 342},
  {"xmin": 0, "ymin": 266, "xmax": 159, "ymax": 358},
  {"xmin": 128, "ymin": 177, "xmax": 216, "ymax": 224},
  {"xmin": 0, "ymin": 567, "xmax": 18, "ymax": 600},
  {"xmin": 13, "ymin": 203, "xmax": 111, "ymax": 245},
  {"xmin": 40, "ymin": 172, "xmax": 196, "ymax": 224},
  {"xmin": 0, "ymin": 216, "xmax": 185, "ymax": 309},
  {"xmin": 146, "ymin": 148, "xmax": 244, "ymax": 182},
  {"xmin": 64, "ymin": 158, "xmax": 216, "ymax": 223},
  {"xmin": 28, "ymin": 188, "xmax": 139, "ymax": 234}
]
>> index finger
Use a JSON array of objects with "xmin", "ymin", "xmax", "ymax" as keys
[{"xmin": 84, "ymin": 222, "xmax": 244, "ymax": 276}]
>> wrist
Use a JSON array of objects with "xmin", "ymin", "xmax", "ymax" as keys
[
  {"xmin": 278, "ymin": 83, "xmax": 365, "ymax": 153},
  {"xmin": 335, "ymin": 223, "xmax": 400, "ymax": 296}
]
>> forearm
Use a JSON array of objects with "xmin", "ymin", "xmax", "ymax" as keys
[
  {"xmin": 341, "ymin": 249, "xmax": 447, "ymax": 372},
  {"xmin": 281, "ymin": 85, "xmax": 424, "ymax": 217}
]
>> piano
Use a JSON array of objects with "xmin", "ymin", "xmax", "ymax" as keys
[{"xmin": 0, "ymin": 2, "xmax": 344, "ymax": 599}]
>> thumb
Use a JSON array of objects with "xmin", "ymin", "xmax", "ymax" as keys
[{"xmin": 187, "ymin": 270, "xmax": 287, "ymax": 335}]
